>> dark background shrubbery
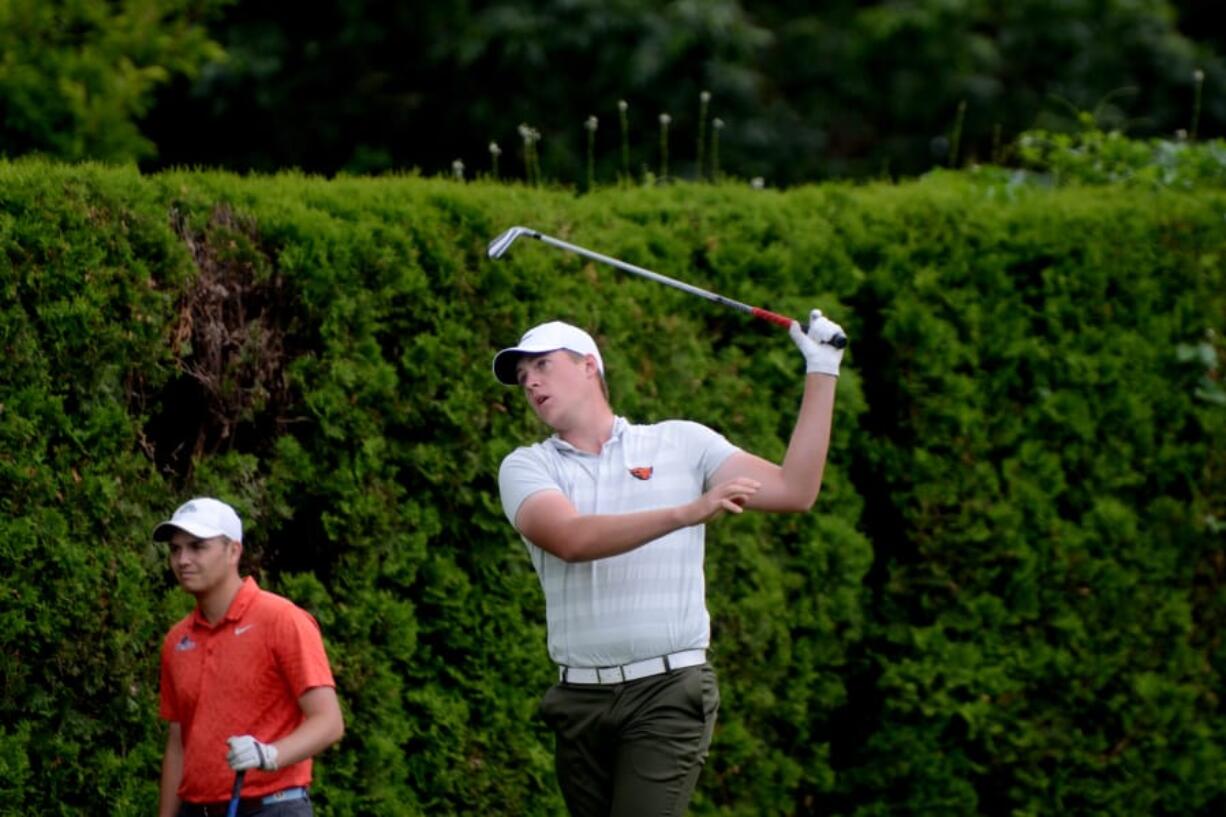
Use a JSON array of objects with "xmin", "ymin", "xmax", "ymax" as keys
[
  {"xmin": 3, "ymin": 1, "xmax": 1224, "ymax": 184},
  {"xmin": 1, "ymin": 158, "xmax": 1223, "ymax": 815}
]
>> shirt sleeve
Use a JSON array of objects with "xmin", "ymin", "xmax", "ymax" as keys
[
  {"xmin": 498, "ymin": 446, "xmax": 561, "ymax": 530},
  {"xmin": 670, "ymin": 420, "xmax": 740, "ymax": 486},
  {"xmin": 273, "ymin": 607, "xmax": 336, "ymax": 699}
]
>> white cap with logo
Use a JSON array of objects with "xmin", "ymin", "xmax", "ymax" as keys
[
  {"xmin": 153, "ymin": 497, "xmax": 243, "ymax": 542},
  {"xmin": 492, "ymin": 321, "xmax": 604, "ymax": 385}
]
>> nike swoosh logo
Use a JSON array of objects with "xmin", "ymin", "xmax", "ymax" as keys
[{"xmin": 235, "ymin": 625, "xmax": 254, "ymax": 636}]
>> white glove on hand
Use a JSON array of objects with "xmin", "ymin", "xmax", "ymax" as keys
[
  {"xmin": 789, "ymin": 308, "xmax": 846, "ymax": 376},
  {"xmin": 226, "ymin": 735, "xmax": 279, "ymax": 771}
]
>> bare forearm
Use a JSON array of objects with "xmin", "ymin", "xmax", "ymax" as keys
[
  {"xmin": 549, "ymin": 504, "xmax": 695, "ymax": 562},
  {"xmin": 727, "ymin": 372, "xmax": 837, "ymax": 513},
  {"xmin": 158, "ymin": 728, "xmax": 183, "ymax": 817},
  {"xmin": 530, "ymin": 475, "xmax": 762, "ymax": 562},
  {"xmin": 777, "ymin": 373, "xmax": 837, "ymax": 506},
  {"xmin": 272, "ymin": 694, "xmax": 344, "ymax": 767}
]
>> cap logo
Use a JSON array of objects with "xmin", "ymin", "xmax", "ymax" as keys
[
  {"xmin": 181, "ymin": 502, "xmax": 197, "ymax": 514},
  {"xmin": 629, "ymin": 466, "xmax": 654, "ymax": 481}
]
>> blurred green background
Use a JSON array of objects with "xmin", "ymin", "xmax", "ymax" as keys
[{"xmin": 1, "ymin": 0, "xmax": 1223, "ymax": 183}]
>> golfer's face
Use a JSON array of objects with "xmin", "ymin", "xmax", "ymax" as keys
[
  {"xmin": 517, "ymin": 351, "xmax": 589, "ymax": 425},
  {"xmin": 167, "ymin": 531, "xmax": 236, "ymax": 594}
]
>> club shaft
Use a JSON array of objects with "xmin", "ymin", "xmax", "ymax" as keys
[
  {"xmin": 226, "ymin": 771, "xmax": 246, "ymax": 817},
  {"xmin": 533, "ymin": 233, "xmax": 764, "ymax": 318},
  {"xmin": 491, "ymin": 227, "xmax": 846, "ymax": 348}
]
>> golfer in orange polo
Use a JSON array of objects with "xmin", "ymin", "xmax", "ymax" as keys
[{"xmin": 155, "ymin": 498, "xmax": 344, "ymax": 817}]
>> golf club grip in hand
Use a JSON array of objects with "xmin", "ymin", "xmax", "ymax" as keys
[{"xmin": 752, "ymin": 308, "xmax": 848, "ymax": 349}]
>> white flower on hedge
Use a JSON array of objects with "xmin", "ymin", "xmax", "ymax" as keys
[
  {"xmin": 751, "ymin": 176, "xmax": 765, "ymax": 189},
  {"xmin": 452, "ymin": 159, "xmax": 465, "ymax": 179},
  {"xmin": 585, "ymin": 116, "xmax": 598, "ymax": 132}
]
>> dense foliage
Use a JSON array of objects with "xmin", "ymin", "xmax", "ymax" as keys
[
  {"xmin": 3, "ymin": 1, "xmax": 1225, "ymax": 184},
  {"xmin": 1014, "ymin": 122, "xmax": 1226, "ymax": 189},
  {"xmin": 0, "ymin": 159, "xmax": 1222, "ymax": 815},
  {"xmin": 0, "ymin": 0, "xmax": 231, "ymax": 162},
  {"xmin": 137, "ymin": 0, "xmax": 1226, "ymax": 183}
]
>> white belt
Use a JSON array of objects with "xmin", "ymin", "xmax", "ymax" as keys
[{"xmin": 559, "ymin": 649, "xmax": 707, "ymax": 685}]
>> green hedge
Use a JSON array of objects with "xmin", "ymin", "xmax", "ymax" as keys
[
  {"xmin": 818, "ymin": 179, "xmax": 1226, "ymax": 815},
  {"xmin": 0, "ymin": 158, "xmax": 1222, "ymax": 815}
]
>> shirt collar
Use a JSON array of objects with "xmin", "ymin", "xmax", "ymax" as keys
[
  {"xmin": 190, "ymin": 576, "xmax": 259, "ymax": 629},
  {"xmin": 547, "ymin": 416, "xmax": 628, "ymax": 454}
]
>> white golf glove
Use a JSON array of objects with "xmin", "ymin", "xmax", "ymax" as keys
[
  {"xmin": 789, "ymin": 308, "xmax": 846, "ymax": 377},
  {"xmin": 226, "ymin": 735, "xmax": 279, "ymax": 771}
]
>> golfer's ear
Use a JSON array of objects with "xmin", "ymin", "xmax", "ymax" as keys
[{"xmin": 228, "ymin": 538, "xmax": 243, "ymax": 565}]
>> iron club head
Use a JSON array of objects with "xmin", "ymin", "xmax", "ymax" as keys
[{"xmin": 487, "ymin": 226, "xmax": 540, "ymax": 259}]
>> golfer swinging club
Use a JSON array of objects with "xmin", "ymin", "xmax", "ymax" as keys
[
  {"xmin": 155, "ymin": 498, "xmax": 344, "ymax": 817},
  {"xmin": 493, "ymin": 309, "xmax": 844, "ymax": 816}
]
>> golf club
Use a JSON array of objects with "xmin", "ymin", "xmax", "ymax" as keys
[
  {"xmin": 226, "ymin": 770, "xmax": 246, "ymax": 817},
  {"xmin": 487, "ymin": 226, "xmax": 847, "ymax": 348}
]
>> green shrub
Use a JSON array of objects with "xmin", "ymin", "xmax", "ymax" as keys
[
  {"xmin": 0, "ymin": 158, "xmax": 1222, "ymax": 815},
  {"xmin": 1002, "ymin": 118, "xmax": 1226, "ymax": 190}
]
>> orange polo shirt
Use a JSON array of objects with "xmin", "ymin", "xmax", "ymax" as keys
[{"xmin": 159, "ymin": 577, "xmax": 336, "ymax": 802}]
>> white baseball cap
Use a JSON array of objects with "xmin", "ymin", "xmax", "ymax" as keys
[
  {"xmin": 492, "ymin": 321, "xmax": 604, "ymax": 385},
  {"xmin": 153, "ymin": 497, "xmax": 243, "ymax": 542}
]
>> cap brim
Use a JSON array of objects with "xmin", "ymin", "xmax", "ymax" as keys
[
  {"xmin": 493, "ymin": 347, "xmax": 554, "ymax": 385},
  {"xmin": 152, "ymin": 520, "xmax": 227, "ymax": 542},
  {"xmin": 492, "ymin": 350, "xmax": 520, "ymax": 385}
]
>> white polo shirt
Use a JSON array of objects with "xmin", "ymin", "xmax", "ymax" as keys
[{"xmin": 499, "ymin": 416, "xmax": 740, "ymax": 668}]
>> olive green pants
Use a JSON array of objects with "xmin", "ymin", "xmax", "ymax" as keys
[{"xmin": 539, "ymin": 664, "xmax": 720, "ymax": 817}]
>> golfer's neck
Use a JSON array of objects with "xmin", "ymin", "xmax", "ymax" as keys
[
  {"xmin": 197, "ymin": 574, "xmax": 244, "ymax": 624},
  {"xmin": 557, "ymin": 405, "xmax": 616, "ymax": 454}
]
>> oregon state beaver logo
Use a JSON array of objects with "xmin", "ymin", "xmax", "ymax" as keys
[{"xmin": 629, "ymin": 467, "xmax": 654, "ymax": 480}]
